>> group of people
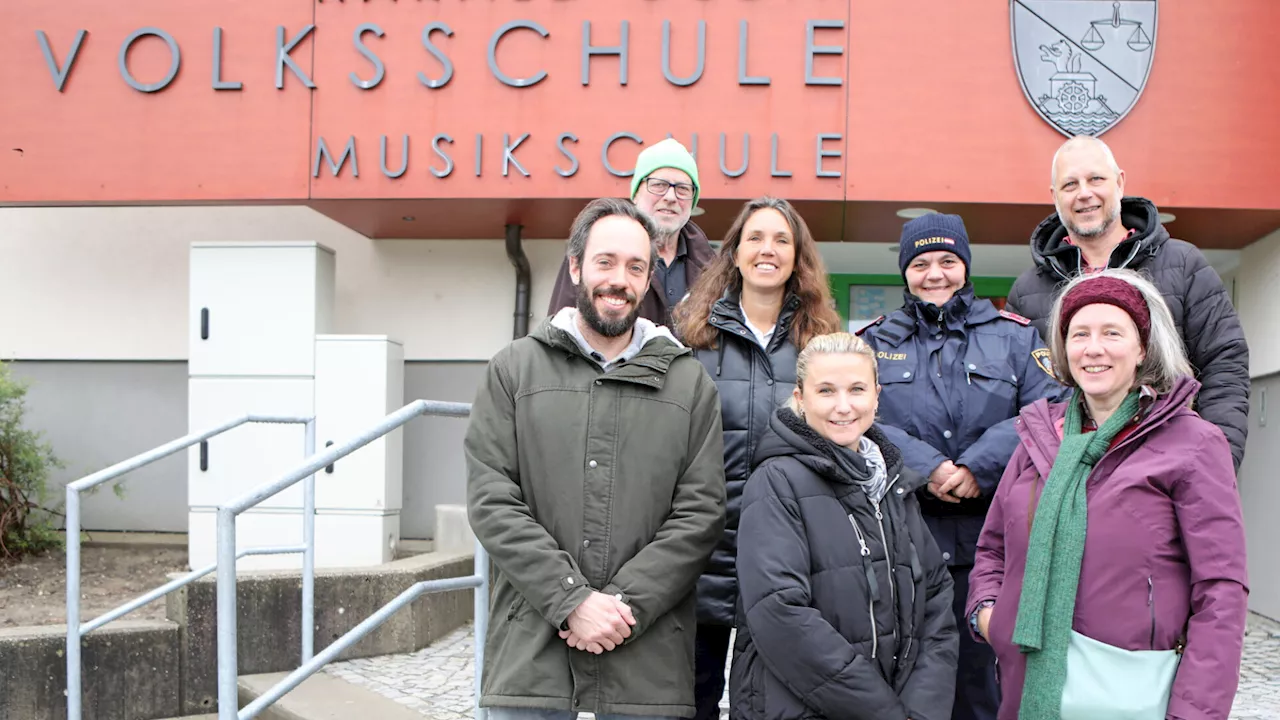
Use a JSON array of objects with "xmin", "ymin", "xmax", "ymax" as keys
[{"xmin": 465, "ymin": 134, "xmax": 1251, "ymax": 720}]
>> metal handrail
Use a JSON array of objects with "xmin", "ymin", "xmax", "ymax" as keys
[
  {"xmin": 238, "ymin": 567, "xmax": 487, "ymax": 719},
  {"xmin": 65, "ymin": 414, "xmax": 314, "ymax": 720},
  {"xmin": 216, "ymin": 400, "xmax": 487, "ymax": 720}
]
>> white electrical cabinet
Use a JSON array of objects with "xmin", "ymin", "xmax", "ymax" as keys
[
  {"xmin": 314, "ymin": 336, "xmax": 405, "ymax": 510},
  {"xmin": 186, "ymin": 377, "xmax": 314, "ymax": 509},
  {"xmin": 189, "ymin": 243, "xmax": 335, "ymax": 378},
  {"xmin": 312, "ymin": 336, "xmax": 405, "ymax": 565},
  {"xmin": 188, "ymin": 509, "xmax": 400, "ymax": 570},
  {"xmin": 186, "ymin": 242, "xmax": 335, "ymax": 571}
]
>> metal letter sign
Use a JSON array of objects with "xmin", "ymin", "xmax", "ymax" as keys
[{"xmin": 1012, "ymin": 1, "xmax": 1156, "ymax": 137}]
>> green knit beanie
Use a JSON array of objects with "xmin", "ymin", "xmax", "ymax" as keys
[{"xmin": 630, "ymin": 138, "xmax": 700, "ymax": 207}]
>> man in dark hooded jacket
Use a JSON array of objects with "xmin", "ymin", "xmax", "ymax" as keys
[{"xmin": 1005, "ymin": 136, "xmax": 1250, "ymax": 469}]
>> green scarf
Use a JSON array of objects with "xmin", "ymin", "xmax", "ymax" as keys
[{"xmin": 1013, "ymin": 388, "xmax": 1142, "ymax": 719}]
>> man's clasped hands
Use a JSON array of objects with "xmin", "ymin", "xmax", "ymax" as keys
[{"xmin": 559, "ymin": 591, "xmax": 637, "ymax": 655}]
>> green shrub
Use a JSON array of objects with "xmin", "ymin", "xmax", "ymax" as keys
[{"xmin": 0, "ymin": 361, "xmax": 64, "ymax": 561}]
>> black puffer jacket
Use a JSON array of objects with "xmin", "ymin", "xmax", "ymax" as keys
[
  {"xmin": 730, "ymin": 412, "xmax": 958, "ymax": 720},
  {"xmin": 1005, "ymin": 197, "xmax": 1250, "ymax": 469},
  {"xmin": 691, "ymin": 291, "xmax": 800, "ymax": 626}
]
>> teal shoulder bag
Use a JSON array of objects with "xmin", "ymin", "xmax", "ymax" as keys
[{"xmin": 1059, "ymin": 630, "xmax": 1183, "ymax": 720}]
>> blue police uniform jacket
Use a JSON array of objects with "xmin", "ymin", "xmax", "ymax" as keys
[{"xmin": 857, "ymin": 286, "xmax": 1065, "ymax": 567}]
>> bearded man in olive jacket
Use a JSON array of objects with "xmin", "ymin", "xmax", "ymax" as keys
[{"xmin": 466, "ymin": 197, "xmax": 726, "ymax": 720}]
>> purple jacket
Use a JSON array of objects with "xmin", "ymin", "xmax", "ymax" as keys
[{"xmin": 967, "ymin": 376, "xmax": 1248, "ymax": 720}]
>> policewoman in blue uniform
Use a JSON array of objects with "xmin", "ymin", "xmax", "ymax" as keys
[{"xmin": 856, "ymin": 214, "xmax": 1063, "ymax": 720}]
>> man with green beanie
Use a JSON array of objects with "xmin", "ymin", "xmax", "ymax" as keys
[{"xmin": 548, "ymin": 138, "xmax": 715, "ymax": 326}]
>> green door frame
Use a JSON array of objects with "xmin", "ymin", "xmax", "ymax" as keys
[{"xmin": 829, "ymin": 274, "xmax": 1017, "ymax": 325}]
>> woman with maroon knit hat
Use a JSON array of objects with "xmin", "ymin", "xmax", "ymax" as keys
[{"xmin": 967, "ymin": 268, "xmax": 1248, "ymax": 719}]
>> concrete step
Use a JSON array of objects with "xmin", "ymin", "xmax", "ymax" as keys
[{"xmin": 237, "ymin": 671, "xmax": 427, "ymax": 720}]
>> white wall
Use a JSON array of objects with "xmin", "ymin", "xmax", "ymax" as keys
[
  {"xmin": 1236, "ymin": 228, "xmax": 1280, "ymax": 379},
  {"xmin": 0, "ymin": 205, "xmax": 1247, "ymax": 361},
  {"xmin": 1240, "ymin": 374, "xmax": 1280, "ymax": 619},
  {"xmin": 0, "ymin": 206, "xmax": 567, "ymax": 362},
  {"xmin": 1225, "ymin": 226, "xmax": 1280, "ymax": 618}
]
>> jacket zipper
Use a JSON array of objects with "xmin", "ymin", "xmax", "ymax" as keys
[
  {"xmin": 848, "ymin": 513, "xmax": 871, "ymax": 557},
  {"xmin": 877, "ymin": 476, "xmax": 902, "ymax": 619},
  {"xmin": 903, "ymin": 578, "xmax": 916, "ymax": 664},
  {"xmin": 1148, "ymin": 576, "xmax": 1156, "ymax": 650},
  {"xmin": 900, "ymin": 504, "xmax": 919, "ymax": 668},
  {"xmin": 1064, "ymin": 238, "xmax": 1143, "ymax": 279},
  {"xmin": 874, "ymin": 473, "xmax": 904, "ymax": 655},
  {"xmin": 1116, "ymin": 239, "xmax": 1143, "ymax": 270},
  {"xmin": 872, "ymin": 499, "xmax": 899, "ymax": 647},
  {"xmin": 847, "ymin": 514, "xmax": 879, "ymax": 659},
  {"xmin": 928, "ymin": 311, "xmax": 944, "ymax": 379}
]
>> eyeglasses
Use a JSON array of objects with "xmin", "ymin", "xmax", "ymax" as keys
[{"xmin": 644, "ymin": 177, "xmax": 696, "ymax": 201}]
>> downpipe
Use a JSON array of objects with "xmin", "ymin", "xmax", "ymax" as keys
[{"xmin": 505, "ymin": 223, "xmax": 531, "ymax": 339}]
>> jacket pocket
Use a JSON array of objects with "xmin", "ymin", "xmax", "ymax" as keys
[
  {"xmin": 878, "ymin": 361, "xmax": 917, "ymax": 388},
  {"xmin": 506, "ymin": 593, "xmax": 529, "ymax": 621},
  {"xmin": 964, "ymin": 360, "xmax": 1020, "ymax": 434},
  {"xmin": 1144, "ymin": 576, "xmax": 1187, "ymax": 654},
  {"xmin": 671, "ymin": 610, "xmax": 694, "ymax": 686},
  {"xmin": 965, "ymin": 360, "xmax": 1018, "ymax": 399},
  {"xmin": 731, "ymin": 641, "xmax": 766, "ymax": 720},
  {"xmin": 482, "ymin": 591, "xmax": 554, "ymax": 698},
  {"xmin": 985, "ymin": 591, "xmax": 1013, "ymax": 661},
  {"xmin": 1147, "ymin": 576, "xmax": 1156, "ymax": 650}
]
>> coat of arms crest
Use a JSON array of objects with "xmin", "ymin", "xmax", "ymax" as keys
[{"xmin": 1012, "ymin": 0, "xmax": 1157, "ymax": 136}]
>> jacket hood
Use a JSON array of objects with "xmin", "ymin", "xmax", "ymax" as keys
[
  {"xmin": 534, "ymin": 311, "xmax": 688, "ymax": 367},
  {"xmin": 754, "ymin": 408, "xmax": 929, "ymax": 492},
  {"xmin": 1016, "ymin": 374, "xmax": 1201, "ymax": 474},
  {"xmin": 1029, "ymin": 196, "xmax": 1170, "ymax": 281}
]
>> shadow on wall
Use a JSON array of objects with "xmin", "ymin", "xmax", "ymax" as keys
[
  {"xmin": 1241, "ymin": 375, "xmax": 1280, "ymax": 621},
  {"xmin": 402, "ymin": 361, "xmax": 488, "ymax": 540},
  {"xmin": 11, "ymin": 361, "xmax": 189, "ymax": 533}
]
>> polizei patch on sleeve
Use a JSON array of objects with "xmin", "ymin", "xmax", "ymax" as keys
[{"xmin": 1031, "ymin": 347, "xmax": 1055, "ymax": 377}]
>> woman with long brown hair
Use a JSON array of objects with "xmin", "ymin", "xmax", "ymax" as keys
[{"xmin": 673, "ymin": 196, "xmax": 840, "ymax": 720}]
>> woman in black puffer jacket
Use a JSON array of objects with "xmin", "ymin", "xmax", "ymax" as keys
[
  {"xmin": 731, "ymin": 333, "xmax": 958, "ymax": 720},
  {"xmin": 674, "ymin": 197, "xmax": 840, "ymax": 720}
]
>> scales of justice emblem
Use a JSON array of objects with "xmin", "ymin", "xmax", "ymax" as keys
[{"xmin": 1012, "ymin": 0, "xmax": 1157, "ymax": 136}]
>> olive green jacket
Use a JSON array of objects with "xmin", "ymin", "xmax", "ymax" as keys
[{"xmin": 465, "ymin": 314, "xmax": 726, "ymax": 718}]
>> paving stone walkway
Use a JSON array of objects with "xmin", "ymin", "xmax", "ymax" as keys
[
  {"xmin": 1233, "ymin": 614, "xmax": 1280, "ymax": 719},
  {"xmin": 325, "ymin": 614, "xmax": 1280, "ymax": 719}
]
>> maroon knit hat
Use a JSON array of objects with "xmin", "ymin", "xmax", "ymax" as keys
[{"xmin": 1058, "ymin": 276, "xmax": 1151, "ymax": 345}]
